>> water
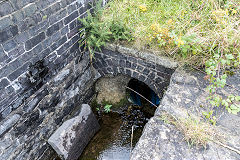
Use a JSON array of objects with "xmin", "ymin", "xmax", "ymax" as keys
[{"xmin": 79, "ymin": 105, "xmax": 154, "ymax": 160}]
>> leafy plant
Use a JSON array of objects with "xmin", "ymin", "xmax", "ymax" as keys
[
  {"xmin": 205, "ymin": 51, "xmax": 240, "ymax": 116},
  {"xmin": 79, "ymin": 10, "xmax": 111, "ymax": 61},
  {"xmin": 79, "ymin": 1, "xmax": 133, "ymax": 60},
  {"xmin": 104, "ymin": 104, "xmax": 112, "ymax": 113},
  {"xmin": 202, "ymin": 110, "xmax": 216, "ymax": 125},
  {"xmin": 81, "ymin": 0, "xmax": 240, "ymax": 123},
  {"xmin": 109, "ymin": 20, "xmax": 133, "ymax": 42},
  {"xmin": 176, "ymin": 34, "xmax": 201, "ymax": 58}
]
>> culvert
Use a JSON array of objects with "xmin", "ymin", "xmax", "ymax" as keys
[
  {"xmin": 127, "ymin": 78, "xmax": 160, "ymax": 107},
  {"xmin": 48, "ymin": 44, "xmax": 177, "ymax": 160},
  {"xmin": 78, "ymin": 45, "xmax": 177, "ymax": 159},
  {"xmin": 79, "ymin": 74, "xmax": 167, "ymax": 160}
]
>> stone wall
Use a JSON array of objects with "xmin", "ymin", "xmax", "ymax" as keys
[
  {"xmin": 93, "ymin": 45, "xmax": 177, "ymax": 98},
  {"xmin": 0, "ymin": 0, "xmax": 97, "ymax": 159},
  {"xmin": 0, "ymin": 0, "xmax": 94, "ymax": 120}
]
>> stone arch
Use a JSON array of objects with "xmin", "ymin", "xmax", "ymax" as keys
[{"xmin": 92, "ymin": 48, "xmax": 175, "ymax": 99}]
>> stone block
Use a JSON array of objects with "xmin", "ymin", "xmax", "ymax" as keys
[
  {"xmin": 67, "ymin": 27, "xmax": 79, "ymax": 39},
  {"xmin": 28, "ymin": 20, "xmax": 48, "ymax": 37},
  {"xmin": 67, "ymin": 3, "xmax": 77, "ymax": 14},
  {"xmin": 36, "ymin": 0, "xmax": 50, "ymax": 10},
  {"xmin": 0, "ymin": 114, "xmax": 20, "ymax": 136},
  {"xmin": 70, "ymin": 42, "xmax": 79, "ymax": 53},
  {"xmin": 48, "ymin": 104, "xmax": 100, "ymax": 160},
  {"xmin": 8, "ymin": 45, "xmax": 25, "ymax": 59},
  {"xmin": 31, "ymin": 43, "xmax": 43, "ymax": 55},
  {"xmin": 9, "ymin": 25, "xmax": 18, "ymax": 37},
  {"xmin": 58, "ymin": 36, "xmax": 67, "ymax": 47},
  {"xmin": 132, "ymin": 63, "xmax": 137, "ymax": 70},
  {"xmin": 42, "ymin": 37, "xmax": 53, "ymax": 49},
  {"xmin": 0, "ymin": 78, "xmax": 10, "ymax": 90},
  {"xmin": 0, "ymin": 2, "xmax": 14, "ymax": 17},
  {"xmin": 61, "ymin": 26, "xmax": 69, "ymax": 35},
  {"xmin": 23, "ymin": 3, "xmax": 37, "ymax": 17},
  {"xmin": 49, "ymin": 9, "xmax": 67, "ymax": 25},
  {"xmin": 0, "ymin": 45, "xmax": 4, "ymax": 56},
  {"xmin": 12, "ymin": 10, "xmax": 25, "ymax": 23},
  {"xmin": 69, "ymin": 20, "xmax": 77, "ymax": 30},
  {"xmin": 39, "ymin": 48, "xmax": 51, "ymax": 59},
  {"xmin": 61, "ymin": 0, "xmax": 68, "ymax": 8},
  {"xmin": 64, "ymin": 11, "xmax": 79, "ymax": 25},
  {"xmin": 51, "ymin": 2, "xmax": 61, "ymax": 14},
  {"xmin": 8, "ymin": 62, "xmax": 29, "ymax": 81},
  {"xmin": 142, "ymin": 68, "xmax": 150, "ymax": 75},
  {"xmin": 15, "ymin": 31, "xmax": 29, "ymax": 44},
  {"xmin": 126, "ymin": 60, "xmax": 132, "ymax": 68},
  {"xmin": 51, "ymin": 31, "xmax": 61, "ymax": 42},
  {"xmin": 136, "ymin": 65, "xmax": 144, "ymax": 72},
  {"xmin": 46, "ymin": 21, "xmax": 63, "ymax": 37},
  {"xmin": 0, "ymin": 30, "xmax": 11, "ymax": 43},
  {"xmin": 0, "ymin": 17, "xmax": 13, "ymax": 31},
  {"xmin": 25, "ymin": 32, "xmax": 45, "ymax": 51},
  {"xmin": 3, "ymin": 39, "xmax": 17, "ymax": 52},
  {"xmin": 8, "ymin": 59, "xmax": 22, "ymax": 72},
  {"xmin": 9, "ymin": 0, "xmax": 27, "ymax": 9}
]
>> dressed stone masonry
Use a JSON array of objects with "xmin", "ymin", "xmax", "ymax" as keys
[
  {"xmin": 92, "ymin": 43, "xmax": 177, "ymax": 98},
  {"xmin": 0, "ymin": 0, "xmax": 99, "ymax": 159}
]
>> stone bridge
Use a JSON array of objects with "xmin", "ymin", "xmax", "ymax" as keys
[{"xmin": 93, "ymin": 45, "xmax": 177, "ymax": 97}]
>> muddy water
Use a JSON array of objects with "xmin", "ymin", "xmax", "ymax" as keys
[{"xmin": 79, "ymin": 105, "xmax": 154, "ymax": 160}]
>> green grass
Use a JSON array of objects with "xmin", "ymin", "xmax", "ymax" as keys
[{"xmin": 100, "ymin": 0, "xmax": 240, "ymax": 66}]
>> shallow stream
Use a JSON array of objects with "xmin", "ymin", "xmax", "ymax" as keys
[{"xmin": 79, "ymin": 104, "xmax": 155, "ymax": 160}]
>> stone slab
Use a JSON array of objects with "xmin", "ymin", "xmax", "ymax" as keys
[
  {"xmin": 131, "ymin": 117, "xmax": 240, "ymax": 160},
  {"xmin": 48, "ymin": 104, "xmax": 100, "ymax": 160},
  {"xmin": 131, "ymin": 68, "xmax": 240, "ymax": 160}
]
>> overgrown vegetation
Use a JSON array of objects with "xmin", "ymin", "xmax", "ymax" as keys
[
  {"xmin": 100, "ymin": 0, "xmax": 239, "ymax": 64},
  {"xmin": 79, "ymin": 2, "xmax": 133, "ymax": 61},
  {"xmin": 79, "ymin": 0, "xmax": 240, "ymax": 120}
]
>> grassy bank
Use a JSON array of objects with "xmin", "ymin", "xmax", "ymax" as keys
[
  {"xmin": 79, "ymin": 0, "xmax": 240, "ymax": 117},
  {"xmin": 100, "ymin": 0, "xmax": 239, "ymax": 66}
]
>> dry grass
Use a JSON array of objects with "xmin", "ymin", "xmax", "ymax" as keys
[
  {"xmin": 100, "ymin": 0, "xmax": 240, "ymax": 66},
  {"xmin": 159, "ymin": 112, "xmax": 223, "ymax": 147}
]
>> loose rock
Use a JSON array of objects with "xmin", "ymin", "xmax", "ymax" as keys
[{"xmin": 48, "ymin": 104, "xmax": 100, "ymax": 160}]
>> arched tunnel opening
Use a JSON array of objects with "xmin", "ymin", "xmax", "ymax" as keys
[
  {"xmin": 126, "ymin": 78, "xmax": 160, "ymax": 107},
  {"xmin": 79, "ymin": 75, "xmax": 164, "ymax": 160}
]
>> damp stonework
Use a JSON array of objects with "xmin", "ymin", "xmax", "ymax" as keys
[
  {"xmin": 0, "ymin": 0, "xmax": 101, "ymax": 159},
  {"xmin": 0, "ymin": 29, "xmax": 176, "ymax": 160},
  {"xmin": 95, "ymin": 75, "xmax": 131, "ymax": 105},
  {"xmin": 92, "ymin": 44, "xmax": 177, "ymax": 98}
]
